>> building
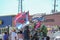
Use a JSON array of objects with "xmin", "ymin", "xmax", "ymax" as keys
[
  {"xmin": 0, "ymin": 15, "xmax": 15, "ymax": 34},
  {"xmin": 42, "ymin": 12, "xmax": 60, "ymax": 27},
  {"xmin": 36, "ymin": 12, "xmax": 60, "ymax": 32},
  {"xmin": 0, "ymin": 16, "xmax": 12, "ymax": 27}
]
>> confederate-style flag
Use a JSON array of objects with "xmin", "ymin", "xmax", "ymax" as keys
[
  {"xmin": 13, "ymin": 13, "xmax": 23, "ymax": 26},
  {"xmin": 13, "ymin": 11, "xmax": 29, "ymax": 27}
]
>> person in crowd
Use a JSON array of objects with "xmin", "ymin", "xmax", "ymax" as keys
[
  {"xmin": 24, "ymin": 26, "xmax": 30, "ymax": 40},
  {"xmin": 10, "ymin": 29, "xmax": 18, "ymax": 40},
  {"xmin": 17, "ymin": 30, "xmax": 24, "ymax": 40},
  {"xmin": 41, "ymin": 25, "xmax": 48, "ymax": 40},
  {"xmin": 31, "ymin": 30, "xmax": 39, "ymax": 40},
  {"xmin": 46, "ymin": 36, "xmax": 50, "ymax": 40},
  {"xmin": 3, "ymin": 32, "xmax": 9, "ymax": 40}
]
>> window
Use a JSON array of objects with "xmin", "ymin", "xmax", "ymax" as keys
[{"xmin": 44, "ymin": 19, "xmax": 54, "ymax": 22}]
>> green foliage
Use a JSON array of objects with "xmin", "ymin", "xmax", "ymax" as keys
[{"xmin": 40, "ymin": 24, "xmax": 48, "ymax": 37}]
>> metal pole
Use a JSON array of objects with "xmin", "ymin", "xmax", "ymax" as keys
[
  {"xmin": 21, "ymin": 0, "xmax": 22, "ymax": 13},
  {"xmin": 18, "ymin": 0, "xmax": 23, "ymax": 13},
  {"xmin": 7, "ymin": 26, "xmax": 9, "ymax": 40},
  {"xmin": 54, "ymin": 0, "xmax": 56, "ymax": 12},
  {"xmin": 18, "ymin": 0, "xmax": 20, "ymax": 13},
  {"xmin": 8, "ymin": 26, "xmax": 9, "ymax": 35}
]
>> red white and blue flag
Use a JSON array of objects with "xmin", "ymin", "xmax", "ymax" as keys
[
  {"xmin": 34, "ymin": 21, "xmax": 41, "ymax": 30},
  {"xmin": 13, "ymin": 11, "xmax": 29, "ymax": 29}
]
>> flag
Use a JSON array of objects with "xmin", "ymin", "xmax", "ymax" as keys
[
  {"xmin": 13, "ymin": 11, "xmax": 30, "ymax": 29},
  {"xmin": 13, "ymin": 13, "xmax": 22, "ymax": 26},
  {"xmin": 21, "ymin": 11, "xmax": 30, "ymax": 25},
  {"xmin": 25, "ymin": 11, "xmax": 30, "ymax": 25},
  {"xmin": 32, "ymin": 16, "xmax": 44, "ymax": 21},
  {"xmin": 35, "ymin": 21, "xmax": 41, "ymax": 29}
]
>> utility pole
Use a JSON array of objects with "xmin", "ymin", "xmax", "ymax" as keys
[
  {"xmin": 21, "ymin": 0, "xmax": 22, "ymax": 12},
  {"xmin": 18, "ymin": 0, "xmax": 23, "ymax": 13},
  {"xmin": 54, "ymin": 0, "xmax": 56, "ymax": 12},
  {"xmin": 52, "ymin": 0, "xmax": 57, "ymax": 13}
]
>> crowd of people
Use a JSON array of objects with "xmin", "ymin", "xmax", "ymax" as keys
[
  {"xmin": 3, "ymin": 29, "xmax": 24, "ymax": 40},
  {"xmin": 2, "ymin": 24, "xmax": 50, "ymax": 40},
  {"xmin": 2, "ymin": 27, "xmax": 30, "ymax": 40}
]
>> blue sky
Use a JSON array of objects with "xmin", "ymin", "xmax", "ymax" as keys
[{"xmin": 0, "ymin": 0, "xmax": 60, "ymax": 16}]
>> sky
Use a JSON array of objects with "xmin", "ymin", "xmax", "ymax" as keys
[{"xmin": 0, "ymin": 0, "xmax": 60, "ymax": 16}]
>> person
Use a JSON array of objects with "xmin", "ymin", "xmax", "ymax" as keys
[
  {"xmin": 17, "ymin": 31, "xmax": 24, "ymax": 40},
  {"xmin": 31, "ymin": 31, "xmax": 39, "ymax": 40},
  {"xmin": 41, "ymin": 25, "xmax": 48, "ymax": 40},
  {"xmin": 24, "ymin": 26, "xmax": 30, "ymax": 40},
  {"xmin": 46, "ymin": 36, "xmax": 50, "ymax": 40},
  {"xmin": 3, "ymin": 32, "xmax": 9, "ymax": 40},
  {"xmin": 10, "ymin": 29, "xmax": 18, "ymax": 40}
]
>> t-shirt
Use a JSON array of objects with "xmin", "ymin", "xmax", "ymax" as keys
[
  {"xmin": 11, "ymin": 32, "xmax": 18, "ymax": 40},
  {"xmin": 24, "ymin": 30, "xmax": 29, "ymax": 39},
  {"xmin": 3, "ymin": 34, "xmax": 8, "ymax": 40}
]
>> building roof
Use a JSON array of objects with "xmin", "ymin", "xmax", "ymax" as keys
[
  {"xmin": 44, "ymin": 12, "xmax": 60, "ymax": 16},
  {"xmin": 0, "ymin": 13, "xmax": 17, "ymax": 16}
]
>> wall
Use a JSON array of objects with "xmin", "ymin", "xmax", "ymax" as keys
[
  {"xmin": 42, "ymin": 13, "xmax": 60, "ymax": 26},
  {"xmin": 0, "ymin": 16, "xmax": 12, "ymax": 28}
]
